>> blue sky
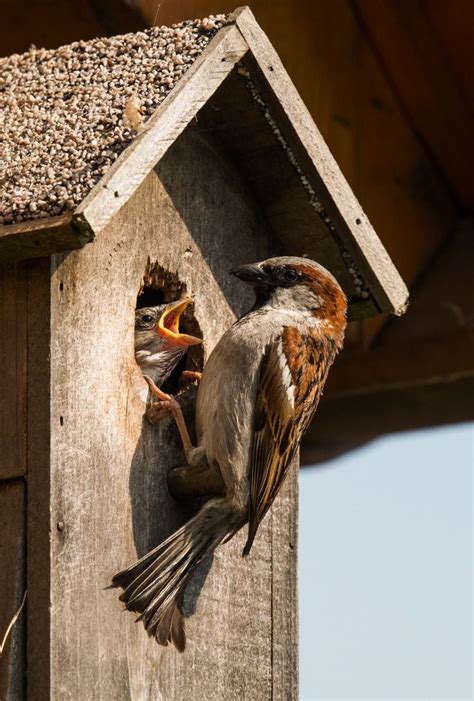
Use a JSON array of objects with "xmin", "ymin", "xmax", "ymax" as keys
[{"xmin": 299, "ymin": 422, "xmax": 473, "ymax": 700}]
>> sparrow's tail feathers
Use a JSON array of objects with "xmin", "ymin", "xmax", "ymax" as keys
[{"xmin": 111, "ymin": 499, "xmax": 236, "ymax": 651}]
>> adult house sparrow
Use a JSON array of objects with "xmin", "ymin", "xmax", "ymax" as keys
[{"xmin": 113, "ymin": 257, "xmax": 347, "ymax": 651}]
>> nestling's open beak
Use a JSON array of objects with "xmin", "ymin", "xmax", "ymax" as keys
[
  {"xmin": 156, "ymin": 298, "xmax": 202, "ymax": 346},
  {"xmin": 230, "ymin": 264, "xmax": 272, "ymax": 287}
]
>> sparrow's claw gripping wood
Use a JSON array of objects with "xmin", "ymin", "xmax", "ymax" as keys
[{"xmin": 144, "ymin": 375, "xmax": 194, "ymax": 456}]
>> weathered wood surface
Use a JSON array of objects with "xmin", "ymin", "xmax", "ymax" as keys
[
  {"xmin": 270, "ymin": 458, "xmax": 298, "ymax": 698},
  {"xmin": 1, "ymin": 8, "xmax": 408, "ymax": 327},
  {"xmin": 0, "ymin": 481, "xmax": 26, "ymax": 700},
  {"xmin": 354, "ymin": 0, "xmax": 474, "ymax": 208},
  {"xmin": 0, "ymin": 215, "xmax": 88, "ymax": 264},
  {"xmin": 87, "ymin": 0, "xmax": 146, "ymax": 36},
  {"xmin": 0, "ymin": 263, "xmax": 28, "ymax": 479},
  {"xmin": 74, "ymin": 24, "xmax": 248, "ymax": 236},
  {"xmin": 28, "ymin": 128, "xmax": 297, "ymax": 699},
  {"xmin": 147, "ymin": 0, "xmax": 455, "ymax": 342},
  {"xmin": 26, "ymin": 257, "xmax": 52, "ymax": 700},
  {"xmin": 0, "ymin": 0, "xmax": 144, "ymax": 57},
  {"xmin": 302, "ymin": 222, "xmax": 474, "ymax": 461},
  {"xmin": 233, "ymin": 6, "xmax": 408, "ymax": 317}
]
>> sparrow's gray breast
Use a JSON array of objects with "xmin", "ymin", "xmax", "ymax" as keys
[{"xmin": 195, "ymin": 310, "xmax": 281, "ymax": 497}]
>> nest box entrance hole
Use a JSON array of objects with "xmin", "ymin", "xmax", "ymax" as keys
[{"xmin": 136, "ymin": 262, "xmax": 204, "ymax": 395}]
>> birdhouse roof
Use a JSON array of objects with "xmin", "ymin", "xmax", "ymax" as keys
[
  {"xmin": 0, "ymin": 15, "xmax": 229, "ymax": 227},
  {"xmin": 0, "ymin": 7, "xmax": 408, "ymax": 319}
]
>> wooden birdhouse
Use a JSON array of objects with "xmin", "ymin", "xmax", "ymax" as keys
[{"xmin": 0, "ymin": 7, "xmax": 408, "ymax": 699}]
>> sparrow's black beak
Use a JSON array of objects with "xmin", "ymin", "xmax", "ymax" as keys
[{"xmin": 230, "ymin": 264, "xmax": 272, "ymax": 287}]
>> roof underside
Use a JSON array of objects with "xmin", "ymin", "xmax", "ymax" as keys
[{"xmin": 0, "ymin": 7, "xmax": 408, "ymax": 321}]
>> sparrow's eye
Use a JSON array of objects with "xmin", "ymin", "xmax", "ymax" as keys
[
  {"xmin": 142, "ymin": 314, "xmax": 154, "ymax": 323},
  {"xmin": 282, "ymin": 268, "xmax": 299, "ymax": 283}
]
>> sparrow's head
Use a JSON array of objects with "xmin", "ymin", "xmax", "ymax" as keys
[
  {"xmin": 231, "ymin": 256, "xmax": 347, "ymax": 329},
  {"xmin": 135, "ymin": 298, "xmax": 202, "ymax": 352}
]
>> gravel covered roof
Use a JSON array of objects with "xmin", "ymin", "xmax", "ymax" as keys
[{"xmin": 0, "ymin": 15, "xmax": 228, "ymax": 226}]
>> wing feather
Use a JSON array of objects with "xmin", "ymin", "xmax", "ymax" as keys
[
  {"xmin": 243, "ymin": 328, "xmax": 336, "ymax": 556},
  {"xmin": 243, "ymin": 341, "xmax": 297, "ymax": 556}
]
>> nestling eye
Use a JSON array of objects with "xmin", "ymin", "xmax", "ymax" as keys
[
  {"xmin": 142, "ymin": 314, "xmax": 154, "ymax": 323},
  {"xmin": 282, "ymin": 268, "xmax": 299, "ymax": 283}
]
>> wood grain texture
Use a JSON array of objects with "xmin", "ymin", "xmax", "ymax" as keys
[
  {"xmin": 0, "ymin": 263, "xmax": 28, "ymax": 479},
  {"xmin": 233, "ymin": 7, "xmax": 408, "ymax": 317},
  {"xmin": 140, "ymin": 0, "xmax": 456, "ymax": 341},
  {"xmin": 31, "ymin": 128, "xmax": 296, "ymax": 699},
  {"xmin": 86, "ymin": 0, "xmax": 145, "ymax": 36},
  {"xmin": 303, "ymin": 375, "xmax": 474, "ymax": 465},
  {"xmin": 26, "ymin": 257, "xmax": 52, "ymax": 700},
  {"xmin": 0, "ymin": 481, "xmax": 26, "ymax": 700},
  {"xmin": 0, "ymin": 0, "xmax": 108, "ymax": 57},
  {"xmin": 302, "ymin": 223, "xmax": 474, "ymax": 458},
  {"xmin": 1, "ymin": 8, "xmax": 408, "ymax": 326},
  {"xmin": 271, "ymin": 458, "xmax": 298, "ymax": 700},
  {"xmin": 0, "ymin": 215, "xmax": 89, "ymax": 264},
  {"xmin": 354, "ymin": 0, "xmax": 474, "ymax": 207}
]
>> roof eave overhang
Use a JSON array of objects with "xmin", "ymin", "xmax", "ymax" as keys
[{"xmin": 0, "ymin": 7, "xmax": 408, "ymax": 320}]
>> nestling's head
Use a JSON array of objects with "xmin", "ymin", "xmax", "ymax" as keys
[
  {"xmin": 231, "ymin": 256, "xmax": 347, "ymax": 330},
  {"xmin": 135, "ymin": 298, "xmax": 202, "ymax": 353}
]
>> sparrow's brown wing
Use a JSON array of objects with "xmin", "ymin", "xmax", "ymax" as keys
[
  {"xmin": 243, "ymin": 340, "xmax": 298, "ymax": 556},
  {"xmin": 243, "ymin": 328, "xmax": 333, "ymax": 556}
]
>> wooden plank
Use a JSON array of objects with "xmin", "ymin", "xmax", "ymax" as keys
[
  {"xmin": 195, "ymin": 69, "xmax": 375, "ymax": 322},
  {"xmin": 354, "ymin": 0, "xmax": 474, "ymax": 207},
  {"xmin": 233, "ymin": 6, "xmax": 408, "ymax": 317},
  {"xmin": 302, "ymin": 222, "xmax": 474, "ymax": 458},
  {"xmin": 331, "ymin": 221, "xmax": 474, "ymax": 394},
  {"xmin": 35, "ymin": 128, "xmax": 296, "ymax": 698},
  {"xmin": 86, "ymin": 0, "xmax": 146, "ymax": 35},
  {"xmin": 0, "ymin": 0, "xmax": 105, "ymax": 57},
  {"xmin": 140, "ymin": 0, "xmax": 455, "ymax": 339},
  {"xmin": 355, "ymin": 21, "xmax": 457, "ymax": 343},
  {"xmin": 424, "ymin": 0, "xmax": 474, "ymax": 116},
  {"xmin": 0, "ymin": 481, "xmax": 26, "ymax": 700},
  {"xmin": 271, "ymin": 460, "xmax": 298, "ymax": 700},
  {"xmin": 302, "ymin": 375, "xmax": 474, "ymax": 464},
  {"xmin": 26, "ymin": 257, "xmax": 52, "ymax": 700},
  {"xmin": 0, "ymin": 263, "xmax": 28, "ymax": 479},
  {"xmin": 1, "ymin": 0, "xmax": 143, "ymax": 57},
  {"xmin": 74, "ymin": 24, "xmax": 248, "ymax": 236},
  {"xmin": 0, "ymin": 215, "xmax": 90, "ymax": 264},
  {"xmin": 329, "ymin": 329, "xmax": 474, "ymax": 398}
]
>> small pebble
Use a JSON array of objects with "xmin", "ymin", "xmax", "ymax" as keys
[{"xmin": 0, "ymin": 15, "xmax": 228, "ymax": 225}]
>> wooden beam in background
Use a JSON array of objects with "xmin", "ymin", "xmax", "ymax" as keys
[
  {"xmin": 324, "ymin": 328, "xmax": 474, "ymax": 400},
  {"xmin": 86, "ymin": 0, "xmax": 145, "ymax": 35},
  {"xmin": 0, "ymin": 0, "xmax": 146, "ymax": 57},
  {"xmin": 353, "ymin": 0, "xmax": 474, "ymax": 207},
  {"xmin": 302, "ymin": 222, "xmax": 474, "ymax": 462},
  {"xmin": 140, "ymin": 0, "xmax": 457, "ymax": 347},
  {"xmin": 0, "ymin": 481, "xmax": 26, "ymax": 700},
  {"xmin": 0, "ymin": 263, "xmax": 28, "ymax": 479},
  {"xmin": 302, "ymin": 374, "xmax": 474, "ymax": 464}
]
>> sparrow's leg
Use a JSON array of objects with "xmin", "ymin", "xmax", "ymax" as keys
[{"xmin": 143, "ymin": 376, "xmax": 193, "ymax": 455}]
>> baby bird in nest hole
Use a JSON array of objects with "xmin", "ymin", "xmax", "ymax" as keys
[
  {"xmin": 113, "ymin": 257, "xmax": 347, "ymax": 652},
  {"xmin": 134, "ymin": 298, "xmax": 202, "ymax": 415}
]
